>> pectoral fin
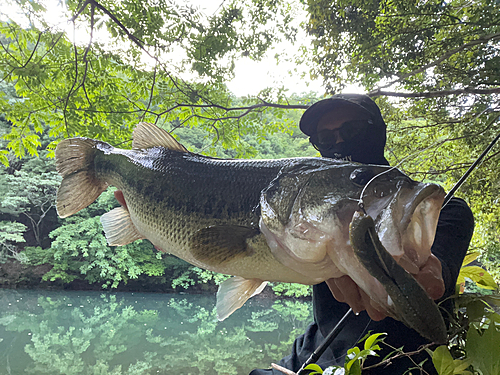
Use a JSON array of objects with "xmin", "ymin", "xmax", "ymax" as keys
[
  {"xmin": 216, "ymin": 276, "xmax": 268, "ymax": 321},
  {"xmin": 101, "ymin": 207, "xmax": 145, "ymax": 246},
  {"xmin": 189, "ymin": 225, "xmax": 260, "ymax": 266}
]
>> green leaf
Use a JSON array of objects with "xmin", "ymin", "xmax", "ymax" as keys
[
  {"xmin": 466, "ymin": 322, "xmax": 500, "ymax": 375},
  {"xmin": 452, "ymin": 358, "xmax": 473, "ymax": 374},
  {"xmin": 304, "ymin": 363, "xmax": 324, "ymax": 374},
  {"xmin": 432, "ymin": 346, "xmax": 454, "ymax": 375},
  {"xmin": 0, "ymin": 151, "xmax": 8, "ymax": 167},
  {"xmin": 347, "ymin": 358, "xmax": 361, "ymax": 375},
  {"xmin": 462, "ymin": 252, "xmax": 480, "ymax": 267},
  {"xmin": 458, "ymin": 266, "xmax": 498, "ymax": 290},
  {"xmin": 363, "ymin": 333, "xmax": 386, "ymax": 351}
]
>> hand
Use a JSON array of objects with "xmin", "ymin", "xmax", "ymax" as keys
[
  {"xmin": 413, "ymin": 254, "xmax": 445, "ymax": 300},
  {"xmin": 326, "ymin": 276, "xmax": 387, "ymax": 321},
  {"xmin": 325, "ymin": 254, "xmax": 445, "ymax": 321}
]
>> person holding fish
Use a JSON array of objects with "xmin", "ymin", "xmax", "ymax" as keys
[
  {"xmin": 250, "ymin": 94, "xmax": 474, "ymax": 374},
  {"xmin": 54, "ymin": 89, "xmax": 474, "ymax": 374}
]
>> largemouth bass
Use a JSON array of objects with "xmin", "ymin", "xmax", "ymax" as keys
[{"xmin": 56, "ymin": 122, "xmax": 446, "ymax": 341}]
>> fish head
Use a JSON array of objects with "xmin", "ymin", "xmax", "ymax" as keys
[{"xmin": 260, "ymin": 159, "xmax": 445, "ymax": 282}]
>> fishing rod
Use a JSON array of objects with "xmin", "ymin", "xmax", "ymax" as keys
[
  {"xmin": 296, "ymin": 308, "xmax": 354, "ymax": 375},
  {"xmin": 296, "ymin": 119, "xmax": 500, "ymax": 375}
]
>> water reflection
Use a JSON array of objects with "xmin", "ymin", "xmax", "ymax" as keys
[{"xmin": 0, "ymin": 289, "xmax": 312, "ymax": 375}]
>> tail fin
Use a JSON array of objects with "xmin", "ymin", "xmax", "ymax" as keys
[{"xmin": 56, "ymin": 138, "xmax": 108, "ymax": 218}]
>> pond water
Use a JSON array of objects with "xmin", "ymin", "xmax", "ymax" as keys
[{"xmin": 0, "ymin": 289, "xmax": 312, "ymax": 375}]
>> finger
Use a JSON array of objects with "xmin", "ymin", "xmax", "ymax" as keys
[
  {"xmin": 329, "ymin": 276, "xmax": 364, "ymax": 314},
  {"xmin": 114, "ymin": 190, "xmax": 127, "ymax": 209},
  {"xmin": 359, "ymin": 289, "xmax": 387, "ymax": 321},
  {"xmin": 325, "ymin": 278, "xmax": 346, "ymax": 303},
  {"xmin": 414, "ymin": 254, "xmax": 445, "ymax": 300}
]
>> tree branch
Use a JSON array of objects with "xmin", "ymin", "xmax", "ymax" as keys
[
  {"xmin": 370, "ymin": 87, "xmax": 500, "ymax": 98},
  {"xmin": 141, "ymin": 63, "xmax": 158, "ymax": 122},
  {"xmin": 362, "ymin": 343, "xmax": 435, "ymax": 371},
  {"xmin": 369, "ymin": 32, "xmax": 500, "ymax": 93}
]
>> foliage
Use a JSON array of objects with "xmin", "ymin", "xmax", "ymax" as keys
[
  {"xmin": 457, "ymin": 251, "xmax": 499, "ymax": 292},
  {"xmin": 0, "ymin": 220, "xmax": 27, "ymax": 263},
  {"xmin": 305, "ymin": 0, "xmax": 500, "ymax": 95},
  {"xmin": 270, "ymin": 282, "xmax": 312, "ymax": 298},
  {"xmin": 437, "ymin": 298, "xmax": 500, "ymax": 375},
  {"xmin": 465, "ymin": 317, "xmax": 500, "ymax": 375},
  {"xmin": 0, "ymin": 157, "xmax": 60, "ymax": 246},
  {"xmin": 0, "ymin": 2, "xmax": 312, "ymax": 160},
  {"xmin": 431, "ymin": 346, "xmax": 473, "ymax": 375},
  {"xmin": 433, "ymin": 256, "xmax": 500, "ymax": 375},
  {"xmin": 24, "ymin": 188, "xmax": 181, "ymax": 288},
  {"xmin": 171, "ymin": 266, "xmax": 230, "ymax": 289},
  {"xmin": 302, "ymin": 332, "xmax": 386, "ymax": 375}
]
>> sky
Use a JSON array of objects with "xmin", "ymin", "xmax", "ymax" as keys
[
  {"xmin": 2, "ymin": 0, "xmax": 328, "ymax": 96},
  {"xmin": 188, "ymin": 0, "xmax": 326, "ymax": 96},
  {"xmin": 2, "ymin": 0, "xmax": 364, "ymax": 97}
]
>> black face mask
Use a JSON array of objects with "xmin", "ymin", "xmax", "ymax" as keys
[
  {"xmin": 309, "ymin": 119, "xmax": 388, "ymax": 165},
  {"xmin": 315, "ymin": 142, "xmax": 356, "ymax": 160},
  {"xmin": 309, "ymin": 120, "xmax": 372, "ymax": 147}
]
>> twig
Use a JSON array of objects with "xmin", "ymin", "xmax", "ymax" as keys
[
  {"xmin": 370, "ymin": 32, "xmax": 500, "ymax": 92},
  {"xmin": 271, "ymin": 363, "xmax": 298, "ymax": 375},
  {"xmin": 362, "ymin": 343, "xmax": 435, "ymax": 371},
  {"xmin": 370, "ymin": 87, "xmax": 500, "ymax": 98}
]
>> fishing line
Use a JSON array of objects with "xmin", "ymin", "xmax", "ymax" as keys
[
  {"xmin": 357, "ymin": 166, "xmax": 398, "ymax": 208},
  {"xmin": 442, "ymin": 127, "xmax": 500, "ymax": 207}
]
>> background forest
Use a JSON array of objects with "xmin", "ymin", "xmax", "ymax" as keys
[{"xmin": 0, "ymin": 0, "xmax": 499, "ymax": 373}]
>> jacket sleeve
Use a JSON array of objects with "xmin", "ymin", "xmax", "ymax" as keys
[{"xmin": 431, "ymin": 197, "xmax": 475, "ymax": 301}]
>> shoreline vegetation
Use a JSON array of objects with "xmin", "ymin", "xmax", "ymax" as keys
[
  {"xmin": 0, "ymin": 256, "xmax": 311, "ymax": 301},
  {"xmin": 0, "ymin": 110, "xmax": 316, "ymax": 298}
]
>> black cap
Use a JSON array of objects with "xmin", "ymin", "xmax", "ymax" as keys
[{"xmin": 300, "ymin": 94, "xmax": 384, "ymax": 136}]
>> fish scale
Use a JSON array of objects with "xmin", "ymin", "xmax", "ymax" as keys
[{"xmin": 56, "ymin": 121, "xmax": 447, "ymax": 335}]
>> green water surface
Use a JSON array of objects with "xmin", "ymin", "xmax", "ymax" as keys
[{"xmin": 0, "ymin": 289, "xmax": 312, "ymax": 375}]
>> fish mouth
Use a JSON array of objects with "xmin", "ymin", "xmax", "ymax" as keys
[
  {"xmin": 399, "ymin": 183, "xmax": 445, "ymax": 271},
  {"xmin": 375, "ymin": 182, "xmax": 445, "ymax": 274},
  {"xmin": 400, "ymin": 183, "xmax": 445, "ymax": 231}
]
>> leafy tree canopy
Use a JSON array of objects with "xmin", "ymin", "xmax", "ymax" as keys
[
  {"xmin": 0, "ymin": 0, "xmax": 499, "ymax": 272},
  {"xmin": 0, "ymin": 0, "xmax": 313, "ymax": 164}
]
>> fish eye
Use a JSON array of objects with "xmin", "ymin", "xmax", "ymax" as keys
[{"xmin": 350, "ymin": 168, "xmax": 375, "ymax": 187}]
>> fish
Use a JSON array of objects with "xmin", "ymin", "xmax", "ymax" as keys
[{"xmin": 55, "ymin": 122, "xmax": 446, "ymax": 340}]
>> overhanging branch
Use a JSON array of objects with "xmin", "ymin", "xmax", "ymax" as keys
[
  {"xmin": 369, "ymin": 87, "xmax": 500, "ymax": 98},
  {"xmin": 370, "ymin": 32, "xmax": 500, "ymax": 92}
]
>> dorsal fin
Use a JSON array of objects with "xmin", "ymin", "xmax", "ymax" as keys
[{"xmin": 132, "ymin": 122, "xmax": 188, "ymax": 152}]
